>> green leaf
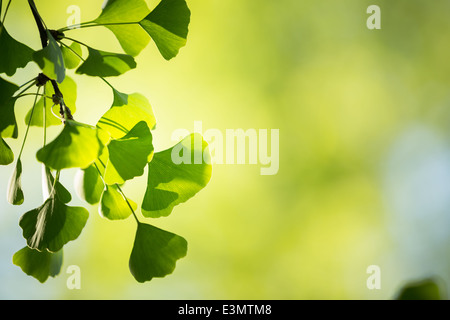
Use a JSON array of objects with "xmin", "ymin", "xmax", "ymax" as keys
[
  {"xmin": 93, "ymin": 0, "xmax": 150, "ymax": 56},
  {"xmin": 107, "ymin": 25, "xmax": 151, "ymax": 57},
  {"xmin": 0, "ymin": 76, "xmax": 19, "ymax": 138},
  {"xmin": 0, "ymin": 22, "xmax": 35, "ymax": 76},
  {"xmin": 142, "ymin": 133, "xmax": 212, "ymax": 218},
  {"xmin": 42, "ymin": 166, "xmax": 72, "ymax": 204},
  {"xmin": 97, "ymin": 88, "xmax": 156, "ymax": 140},
  {"xmin": 129, "ymin": 223, "xmax": 187, "ymax": 283},
  {"xmin": 99, "ymin": 184, "xmax": 137, "ymax": 220},
  {"xmin": 13, "ymin": 247, "xmax": 63, "ymax": 283},
  {"xmin": 94, "ymin": 0, "xmax": 149, "ymax": 24},
  {"xmin": 139, "ymin": 0, "xmax": 191, "ymax": 60},
  {"xmin": 0, "ymin": 137, "xmax": 14, "ymax": 165},
  {"xmin": 75, "ymin": 47, "xmax": 136, "ymax": 77},
  {"xmin": 75, "ymin": 164, "xmax": 105, "ymax": 205},
  {"xmin": 61, "ymin": 42, "xmax": 82, "ymax": 69},
  {"xmin": 25, "ymin": 75, "xmax": 77, "ymax": 127},
  {"xmin": 7, "ymin": 158, "xmax": 24, "ymax": 205},
  {"xmin": 36, "ymin": 120, "xmax": 104, "ymax": 170},
  {"xmin": 19, "ymin": 193, "xmax": 89, "ymax": 252},
  {"xmin": 103, "ymin": 121, "xmax": 154, "ymax": 185},
  {"xmin": 33, "ymin": 30, "xmax": 65, "ymax": 83},
  {"xmin": 396, "ymin": 278, "xmax": 445, "ymax": 300}
]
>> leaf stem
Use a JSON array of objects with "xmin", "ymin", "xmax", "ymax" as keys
[
  {"xmin": 1, "ymin": 0, "xmax": 12, "ymax": 26},
  {"xmin": 15, "ymin": 92, "xmax": 50, "ymax": 99},
  {"xmin": 115, "ymin": 183, "xmax": 140, "ymax": 224},
  {"xmin": 43, "ymin": 86, "xmax": 47, "ymax": 145},
  {"xmin": 13, "ymin": 82, "xmax": 37, "ymax": 99},
  {"xmin": 18, "ymin": 87, "xmax": 41, "ymax": 160},
  {"xmin": 18, "ymin": 77, "xmax": 38, "ymax": 90},
  {"xmin": 59, "ymin": 21, "xmax": 138, "ymax": 33},
  {"xmin": 59, "ymin": 39, "xmax": 117, "ymax": 91},
  {"xmin": 93, "ymin": 161, "xmax": 140, "ymax": 224}
]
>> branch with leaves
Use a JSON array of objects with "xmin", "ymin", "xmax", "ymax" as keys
[{"xmin": 0, "ymin": 0, "xmax": 212, "ymax": 284}]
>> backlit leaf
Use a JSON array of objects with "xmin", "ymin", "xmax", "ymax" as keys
[
  {"xmin": 76, "ymin": 47, "xmax": 136, "ymax": 77},
  {"xmin": 19, "ymin": 193, "xmax": 89, "ymax": 252},
  {"xmin": 74, "ymin": 164, "xmax": 105, "ymax": 205},
  {"xmin": 139, "ymin": 0, "xmax": 190, "ymax": 60},
  {"xmin": 142, "ymin": 133, "xmax": 212, "ymax": 218},
  {"xmin": 13, "ymin": 247, "xmax": 63, "ymax": 283},
  {"xmin": 97, "ymin": 88, "xmax": 156, "ymax": 140},
  {"xmin": 99, "ymin": 184, "xmax": 137, "ymax": 220},
  {"xmin": 129, "ymin": 222, "xmax": 187, "ymax": 283},
  {"xmin": 0, "ymin": 76, "xmax": 19, "ymax": 138},
  {"xmin": 7, "ymin": 158, "xmax": 24, "ymax": 205},
  {"xmin": 61, "ymin": 41, "xmax": 82, "ymax": 69},
  {"xmin": 42, "ymin": 166, "xmax": 72, "ymax": 204},
  {"xmin": 36, "ymin": 120, "xmax": 104, "ymax": 170},
  {"xmin": 0, "ymin": 137, "xmax": 14, "ymax": 165},
  {"xmin": 94, "ymin": 0, "xmax": 149, "ymax": 24},
  {"xmin": 0, "ymin": 22, "xmax": 34, "ymax": 76},
  {"xmin": 103, "ymin": 121, "xmax": 153, "ymax": 185},
  {"xmin": 33, "ymin": 30, "xmax": 65, "ymax": 83}
]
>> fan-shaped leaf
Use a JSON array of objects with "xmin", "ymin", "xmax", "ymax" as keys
[
  {"xmin": 142, "ymin": 134, "xmax": 212, "ymax": 218},
  {"xmin": 139, "ymin": 0, "xmax": 190, "ymax": 60},
  {"xmin": 19, "ymin": 193, "xmax": 89, "ymax": 252},
  {"xmin": 76, "ymin": 47, "xmax": 136, "ymax": 77},
  {"xmin": 129, "ymin": 222, "xmax": 187, "ymax": 283},
  {"xmin": 99, "ymin": 184, "xmax": 137, "ymax": 220},
  {"xmin": 13, "ymin": 247, "xmax": 63, "ymax": 283},
  {"xmin": 97, "ymin": 88, "xmax": 156, "ymax": 140},
  {"xmin": 103, "ymin": 121, "xmax": 153, "ymax": 185},
  {"xmin": 0, "ymin": 22, "xmax": 34, "ymax": 76},
  {"xmin": 36, "ymin": 120, "xmax": 104, "ymax": 170},
  {"xmin": 95, "ymin": 0, "xmax": 149, "ymax": 24}
]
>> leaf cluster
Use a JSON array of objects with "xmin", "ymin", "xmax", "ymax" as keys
[{"xmin": 1, "ymin": 0, "xmax": 212, "ymax": 283}]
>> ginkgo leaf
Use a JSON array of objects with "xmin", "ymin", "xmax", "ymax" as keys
[
  {"xmin": 19, "ymin": 193, "xmax": 89, "ymax": 252},
  {"xmin": 76, "ymin": 47, "xmax": 136, "ymax": 77},
  {"xmin": 74, "ymin": 164, "xmax": 105, "ymax": 205},
  {"xmin": 106, "ymin": 25, "xmax": 150, "ymax": 57},
  {"xmin": 7, "ymin": 159, "xmax": 24, "ymax": 205},
  {"xmin": 0, "ymin": 76, "xmax": 19, "ymax": 138},
  {"xmin": 0, "ymin": 22, "xmax": 35, "ymax": 76},
  {"xmin": 0, "ymin": 137, "xmax": 14, "ymax": 165},
  {"xmin": 25, "ymin": 75, "xmax": 77, "ymax": 127},
  {"xmin": 93, "ymin": 0, "xmax": 150, "ymax": 56},
  {"xmin": 99, "ymin": 184, "xmax": 137, "ymax": 220},
  {"xmin": 94, "ymin": 0, "xmax": 149, "ymax": 24},
  {"xmin": 33, "ymin": 30, "xmax": 65, "ymax": 83},
  {"xmin": 61, "ymin": 41, "xmax": 82, "ymax": 69},
  {"xmin": 139, "ymin": 0, "xmax": 191, "ymax": 60},
  {"xmin": 142, "ymin": 133, "xmax": 212, "ymax": 218},
  {"xmin": 97, "ymin": 88, "xmax": 156, "ymax": 140},
  {"xmin": 13, "ymin": 247, "xmax": 63, "ymax": 283},
  {"xmin": 36, "ymin": 120, "xmax": 104, "ymax": 170},
  {"xmin": 42, "ymin": 166, "xmax": 72, "ymax": 204},
  {"xmin": 103, "ymin": 121, "xmax": 153, "ymax": 185},
  {"xmin": 129, "ymin": 222, "xmax": 187, "ymax": 283}
]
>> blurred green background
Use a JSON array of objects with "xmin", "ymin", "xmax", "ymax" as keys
[{"xmin": 1, "ymin": 0, "xmax": 450, "ymax": 299}]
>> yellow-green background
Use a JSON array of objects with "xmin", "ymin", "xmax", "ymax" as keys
[{"xmin": 1, "ymin": 0, "xmax": 450, "ymax": 299}]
